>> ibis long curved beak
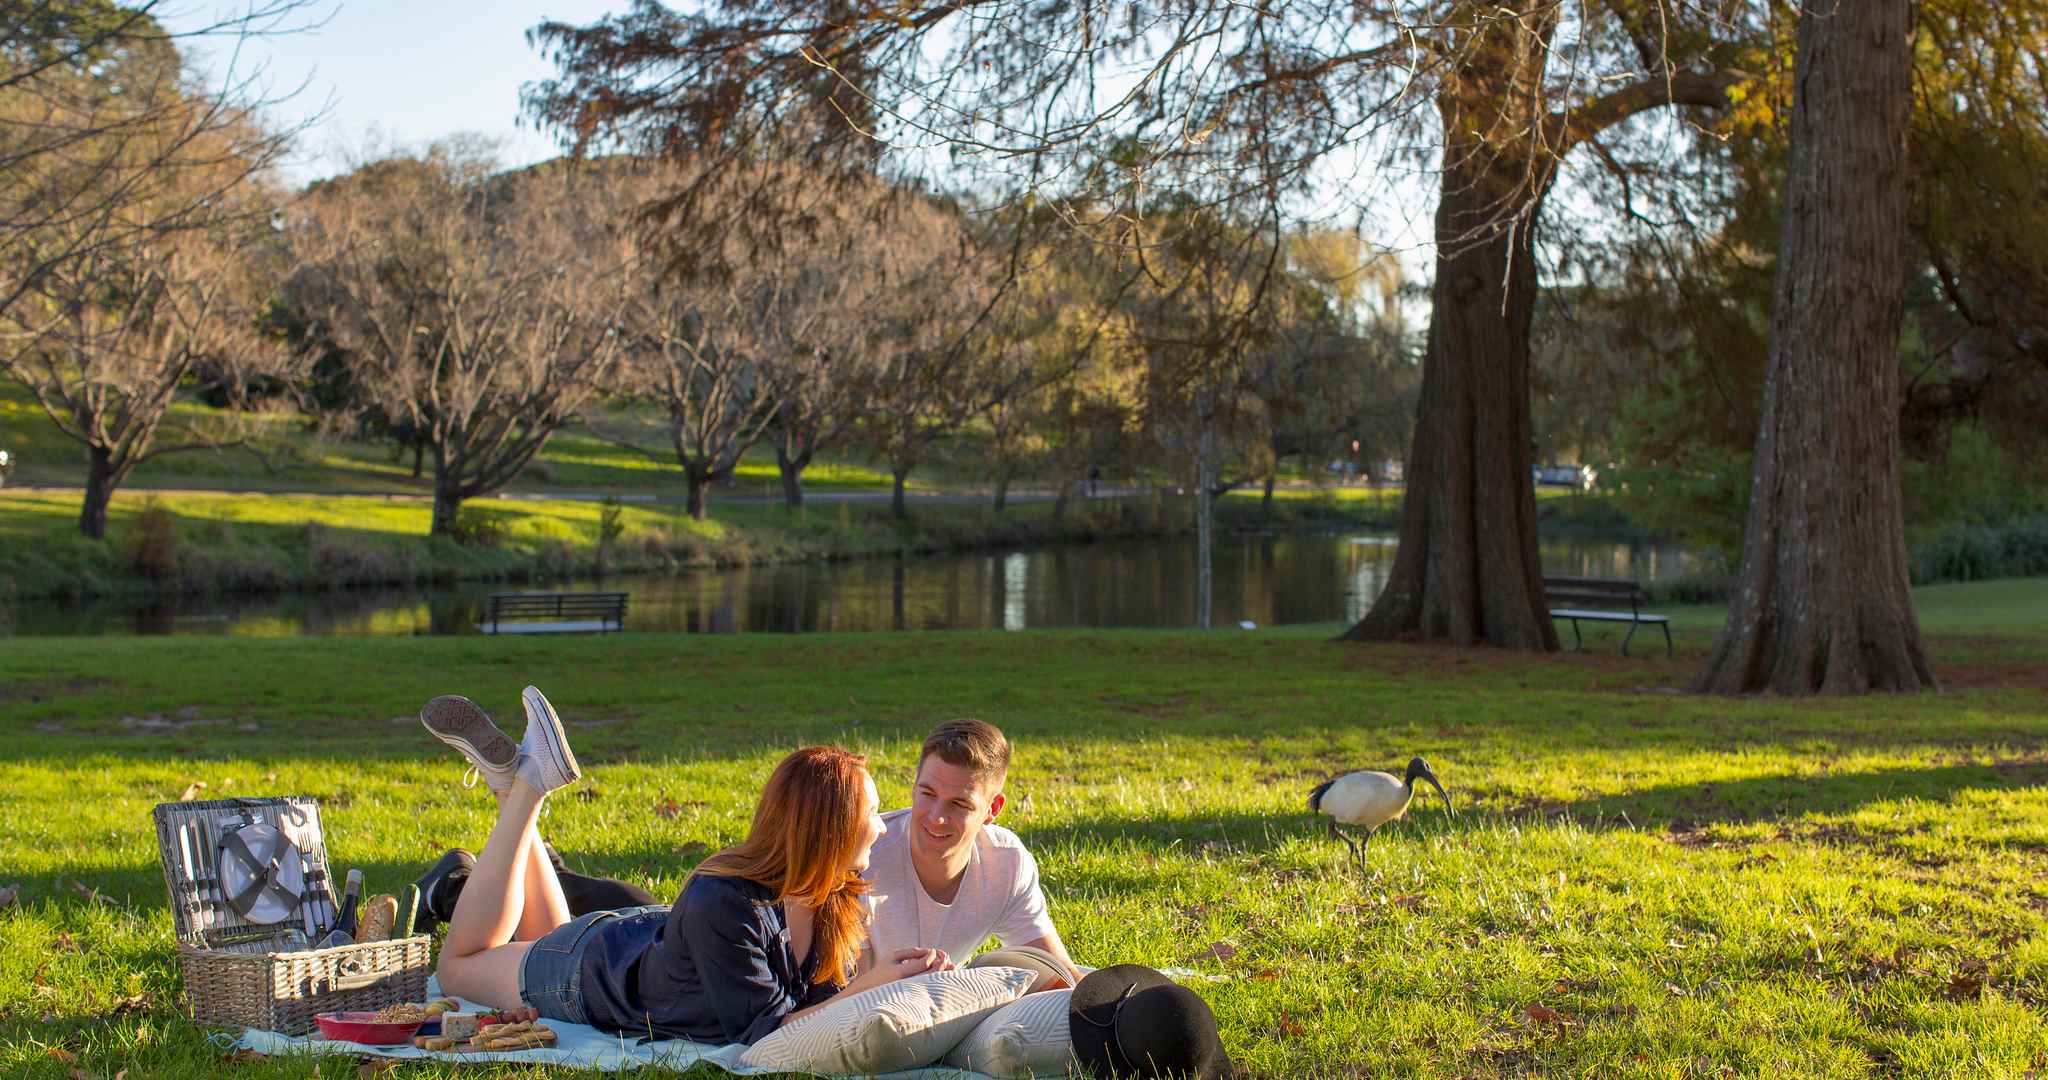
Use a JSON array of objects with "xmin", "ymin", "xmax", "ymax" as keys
[{"xmin": 1420, "ymin": 768, "xmax": 1455, "ymax": 817}]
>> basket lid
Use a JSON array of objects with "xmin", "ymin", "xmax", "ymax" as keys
[{"xmin": 153, "ymin": 796, "xmax": 340, "ymax": 952}]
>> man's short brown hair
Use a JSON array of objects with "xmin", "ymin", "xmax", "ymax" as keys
[{"xmin": 919, "ymin": 719, "xmax": 1010, "ymax": 785}]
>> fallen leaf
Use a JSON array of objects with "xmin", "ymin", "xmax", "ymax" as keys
[
  {"xmin": 70, "ymin": 1069, "xmax": 92, "ymax": 1080},
  {"xmin": 1275, "ymin": 1010, "xmax": 1306, "ymax": 1038},
  {"xmin": 47, "ymin": 1047, "xmax": 77, "ymax": 1063},
  {"xmin": 1525, "ymin": 1002, "xmax": 1571, "ymax": 1026},
  {"xmin": 110, "ymin": 992, "xmax": 152, "ymax": 1015},
  {"xmin": 0, "ymin": 884, "xmax": 17, "ymax": 908},
  {"xmin": 1945, "ymin": 972, "xmax": 1984, "ymax": 1001},
  {"xmin": 1184, "ymin": 940, "xmax": 1239, "ymax": 964},
  {"xmin": 179, "ymin": 781, "xmax": 208, "ymax": 801},
  {"xmin": 653, "ymin": 797, "xmax": 682, "ymax": 819},
  {"xmin": 263, "ymin": 772, "xmax": 278, "ymax": 782},
  {"xmin": 676, "ymin": 840, "xmax": 711, "ymax": 860},
  {"xmin": 54, "ymin": 932, "xmax": 77, "ymax": 952},
  {"xmin": 358, "ymin": 1060, "xmax": 401, "ymax": 1077},
  {"xmin": 224, "ymin": 1048, "xmax": 267, "ymax": 1064},
  {"xmin": 1252, "ymin": 968, "xmax": 1282, "ymax": 981},
  {"xmin": 70, "ymin": 881, "xmax": 110, "ymax": 905},
  {"xmin": 115, "ymin": 1072, "xmax": 128, "ymax": 1080},
  {"xmin": 1391, "ymin": 894, "xmax": 1425, "ymax": 910},
  {"xmin": 575, "ymin": 787, "xmax": 603, "ymax": 802}
]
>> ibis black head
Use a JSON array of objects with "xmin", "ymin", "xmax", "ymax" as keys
[{"xmin": 1405, "ymin": 756, "xmax": 1455, "ymax": 816}]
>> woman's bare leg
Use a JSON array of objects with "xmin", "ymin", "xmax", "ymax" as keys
[
  {"xmin": 436, "ymin": 777, "xmax": 551, "ymax": 1006},
  {"xmin": 515, "ymin": 820, "xmax": 573, "ymax": 941}
]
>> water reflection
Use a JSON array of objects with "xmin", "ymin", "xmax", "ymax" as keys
[{"xmin": 1, "ymin": 531, "xmax": 1698, "ymax": 638}]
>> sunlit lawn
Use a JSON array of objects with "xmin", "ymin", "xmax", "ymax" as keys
[
  {"xmin": 2, "ymin": 580, "xmax": 2045, "ymax": 1077},
  {"xmin": 0, "ymin": 383, "xmax": 903, "ymax": 496}
]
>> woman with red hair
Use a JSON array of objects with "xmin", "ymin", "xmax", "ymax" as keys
[{"xmin": 427, "ymin": 688, "xmax": 948, "ymax": 1042}]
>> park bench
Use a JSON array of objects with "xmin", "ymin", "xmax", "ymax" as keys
[
  {"xmin": 1543, "ymin": 576, "xmax": 1671, "ymax": 657},
  {"xmin": 478, "ymin": 591, "xmax": 628, "ymax": 635}
]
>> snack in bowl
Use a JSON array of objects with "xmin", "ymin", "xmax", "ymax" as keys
[{"xmin": 313, "ymin": 1010, "xmax": 426, "ymax": 1046}]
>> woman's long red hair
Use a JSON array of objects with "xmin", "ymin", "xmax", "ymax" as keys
[{"xmin": 691, "ymin": 746, "xmax": 873, "ymax": 987}]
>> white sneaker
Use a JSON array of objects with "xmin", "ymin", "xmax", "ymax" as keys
[
  {"xmin": 514, "ymin": 685, "xmax": 581, "ymax": 795},
  {"xmin": 419, "ymin": 695, "xmax": 518, "ymax": 793}
]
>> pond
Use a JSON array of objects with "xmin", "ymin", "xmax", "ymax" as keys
[{"xmin": 0, "ymin": 531, "xmax": 1699, "ymax": 637}]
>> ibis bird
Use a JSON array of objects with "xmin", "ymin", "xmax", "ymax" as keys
[{"xmin": 1308, "ymin": 756, "xmax": 1456, "ymax": 863}]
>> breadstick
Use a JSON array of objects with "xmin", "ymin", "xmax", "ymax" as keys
[
  {"xmin": 476, "ymin": 1020, "xmax": 532, "ymax": 1039},
  {"xmin": 479, "ymin": 1031, "xmax": 558, "ymax": 1051}
]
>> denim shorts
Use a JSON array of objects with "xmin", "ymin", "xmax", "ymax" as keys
[{"xmin": 520, "ymin": 904, "xmax": 668, "ymax": 1025}]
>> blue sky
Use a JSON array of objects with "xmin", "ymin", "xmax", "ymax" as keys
[{"xmin": 162, "ymin": 1, "xmax": 620, "ymax": 182}]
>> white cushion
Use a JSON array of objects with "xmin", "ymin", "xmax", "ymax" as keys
[
  {"xmin": 941, "ymin": 988, "xmax": 1078, "ymax": 1078},
  {"xmin": 739, "ymin": 966, "xmax": 1037, "ymax": 1074}
]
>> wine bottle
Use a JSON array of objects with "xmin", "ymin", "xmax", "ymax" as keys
[{"xmin": 331, "ymin": 868, "xmax": 363, "ymax": 941}]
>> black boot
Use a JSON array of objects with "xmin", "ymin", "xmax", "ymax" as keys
[{"xmin": 410, "ymin": 849, "xmax": 474, "ymax": 938}]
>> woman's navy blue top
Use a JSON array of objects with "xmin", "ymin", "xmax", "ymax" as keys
[{"xmin": 574, "ymin": 874, "xmax": 840, "ymax": 1043}]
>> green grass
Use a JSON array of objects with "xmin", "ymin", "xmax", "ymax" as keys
[{"xmin": 3, "ymin": 583, "xmax": 2046, "ymax": 1077}]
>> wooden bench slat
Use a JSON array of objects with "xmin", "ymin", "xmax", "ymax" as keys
[{"xmin": 1550, "ymin": 608, "xmax": 1670, "ymax": 623}]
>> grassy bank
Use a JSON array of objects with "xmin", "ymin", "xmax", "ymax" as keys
[
  {"xmin": 2, "ymin": 579, "xmax": 2046, "ymax": 1077},
  {"xmin": 0, "ymin": 489, "xmax": 1244, "ymax": 603}
]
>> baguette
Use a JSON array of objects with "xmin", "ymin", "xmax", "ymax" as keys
[{"xmin": 479, "ymin": 1030, "xmax": 558, "ymax": 1051}]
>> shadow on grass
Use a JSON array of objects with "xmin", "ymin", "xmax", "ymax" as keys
[{"xmin": 1558, "ymin": 755, "xmax": 2048, "ymax": 830}]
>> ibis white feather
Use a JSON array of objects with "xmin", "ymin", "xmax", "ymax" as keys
[
  {"xmin": 1311, "ymin": 770, "xmax": 1415, "ymax": 829},
  {"xmin": 1308, "ymin": 755, "xmax": 1455, "ymax": 864}
]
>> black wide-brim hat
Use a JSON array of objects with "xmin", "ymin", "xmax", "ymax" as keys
[{"xmin": 1069, "ymin": 964, "xmax": 1233, "ymax": 1079}]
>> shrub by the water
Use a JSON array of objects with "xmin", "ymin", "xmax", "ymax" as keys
[
  {"xmin": 126, "ymin": 501, "xmax": 179, "ymax": 578},
  {"xmin": 1912, "ymin": 514, "xmax": 2048, "ymax": 584}
]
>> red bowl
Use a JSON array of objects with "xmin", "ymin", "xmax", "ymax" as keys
[{"xmin": 313, "ymin": 1011, "xmax": 425, "ymax": 1046}]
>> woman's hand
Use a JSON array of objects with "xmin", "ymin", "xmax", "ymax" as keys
[
  {"xmin": 781, "ymin": 947, "xmax": 955, "ymax": 1028},
  {"xmin": 847, "ymin": 947, "xmax": 952, "ymax": 994}
]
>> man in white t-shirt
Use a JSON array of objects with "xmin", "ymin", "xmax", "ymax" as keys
[{"xmin": 859, "ymin": 719, "xmax": 1077, "ymax": 975}]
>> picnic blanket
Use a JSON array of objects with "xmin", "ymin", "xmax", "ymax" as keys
[
  {"xmin": 233, "ymin": 970, "xmax": 1220, "ymax": 1074},
  {"xmin": 232, "ymin": 996, "xmax": 987, "ymax": 1077}
]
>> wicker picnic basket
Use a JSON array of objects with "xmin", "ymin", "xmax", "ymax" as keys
[{"xmin": 152, "ymin": 796, "xmax": 431, "ymax": 1035}]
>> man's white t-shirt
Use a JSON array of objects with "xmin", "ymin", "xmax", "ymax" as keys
[{"xmin": 860, "ymin": 809, "xmax": 1057, "ymax": 965}]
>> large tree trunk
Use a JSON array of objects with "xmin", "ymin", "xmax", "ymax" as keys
[
  {"xmin": 79, "ymin": 445, "xmax": 118, "ymax": 539},
  {"xmin": 992, "ymin": 465, "xmax": 1012, "ymax": 514},
  {"xmin": 1340, "ymin": 161, "xmax": 1556, "ymax": 649},
  {"xmin": 1340, "ymin": 19, "xmax": 1561, "ymax": 651},
  {"xmin": 775, "ymin": 444, "xmax": 808, "ymax": 509},
  {"xmin": 890, "ymin": 465, "xmax": 910, "ymax": 520},
  {"xmin": 685, "ymin": 468, "xmax": 713, "ymax": 521},
  {"xmin": 431, "ymin": 446, "xmax": 463, "ymax": 536},
  {"xmin": 1694, "ymin": 0, "xmax": 1934, "ymax": 695}
]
